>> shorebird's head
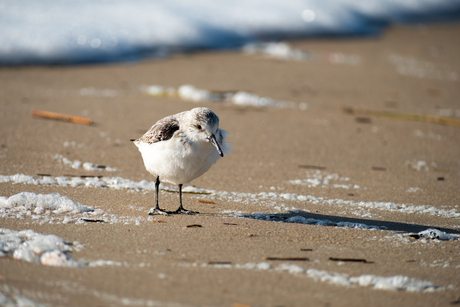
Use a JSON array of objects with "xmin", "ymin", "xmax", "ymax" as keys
[{"xmin": 188, "ymin": 107, "xmax": 224, "ymax": 157}]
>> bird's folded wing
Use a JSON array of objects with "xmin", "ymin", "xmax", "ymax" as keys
[{"xmin": 136, "ymin": 115, "xmax": 180, "ymax": 144}]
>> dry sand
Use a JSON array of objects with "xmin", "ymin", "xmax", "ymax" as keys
[{"xmin": 1, "ymin": 23, "xmax": 460, "ymax": 307}]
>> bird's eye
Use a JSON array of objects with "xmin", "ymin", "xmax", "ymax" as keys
[{"xmin": 197, "ymin": 125, "xmax": 202, "ymax": 130}]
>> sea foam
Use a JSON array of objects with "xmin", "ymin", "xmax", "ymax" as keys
[{"xmin": 1, "ymin": 0, "xmax": 459, "ymax": 65}]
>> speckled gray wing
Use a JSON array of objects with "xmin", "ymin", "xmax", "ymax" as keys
[{"xmin": 134, "ymin": 115, "xmax": 180, "ymax": 144}]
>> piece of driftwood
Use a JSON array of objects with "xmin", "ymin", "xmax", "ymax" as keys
[{"xmin": 33, "ymin": 110, "xmax": 93, "ymax": 125}]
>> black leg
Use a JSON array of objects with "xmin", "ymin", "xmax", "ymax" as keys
[
  {"xmin": 173, "ymin": 184, "xmax": 198, "ymax": 214},
  {"xmin": 148, "ymin": 176, "xmax": 169, "ymax": 215},
  {"xmin": 155, "ymin": 176, "xmax": 160, "ymax": 208}
]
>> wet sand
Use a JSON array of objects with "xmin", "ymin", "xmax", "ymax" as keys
[{"xmin": 1, "ymin": 23, "xmax": 460, "ymax": 306}]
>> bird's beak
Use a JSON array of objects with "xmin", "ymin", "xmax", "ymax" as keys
[{"xmin": 208, "ymin": 134, "xmax": 224, "ymax": 157}]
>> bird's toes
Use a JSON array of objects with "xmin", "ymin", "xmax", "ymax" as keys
[
  {"xmin": 148, "ymin": 208, "xmax": 169, "ymax": 216},
  {"xmin": 174, "ymin": 208, "xmax": 198, "ymax": 215}
]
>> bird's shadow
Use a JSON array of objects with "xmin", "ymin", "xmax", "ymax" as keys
[{"xmin": 239, "ymin": 211, "xmax": 460, "ymax": 234}]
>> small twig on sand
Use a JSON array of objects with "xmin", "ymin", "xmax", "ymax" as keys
[
  {"xmin": 298, "ymin": 165, "xmax": 326, "ymax": 170},
  {"xmin": 264, "ymin": 257, "xmax": 309, "ymax": 261},
  {"xmin": 329, "ymin": 257, "xmax": 373, "ymax": 263},
  {"xmin": 186, "ymin": 224, "xmax": 202, "ymax": 228},
  {"xmin": 197, "ymin": 200, "xmax": 216, "ymax": 204}
]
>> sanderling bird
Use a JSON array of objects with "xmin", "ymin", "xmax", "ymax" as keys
[{"xmin": 132, "ymin": 107, "xmax": 230, "ymax": 215}]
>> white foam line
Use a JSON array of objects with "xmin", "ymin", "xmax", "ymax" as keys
[
  {"xmin": 0, "ymin": 191, "xmax": 149, "ymax": 225},
  {"xmin": 242, "ymin": 42, "xmax": 312, "ymax": 61},
  {"xmin": 194, "ymin": 262, "xmax": 446, "ymax": 293},
  {"xmin": 324, "ymin": 198, "xmax": 460, "ymax": 219},
  {"xmin": 1, "ymin": 173, "xmax": 459, "ymax": 219},
  {"xmin": 0, "ymin": 173, "xmax": 159, "ymax": 191},
  {"xmin": 287, "ymin": 170, "xmax": 359, "ymax": 189},
  {"xmin": 243, "ymin": 42, "xmax": 361, "ymax": 65},
  {"xmin": 0, "ymin": 191, "xmax": 92, "ymax": 214},
  {"xmin": 144, "ymin": 84, "xmax": 308, "ymax": 110},
  {"xmin": 53, "ymin": 154, "xmax": 117, "ymax": 172}
]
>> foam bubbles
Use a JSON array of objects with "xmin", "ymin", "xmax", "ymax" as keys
[
  {"xmin": 0, "ymin": 228, "xmax": 80, "ymax": 266},
  {"xmin": 53, "ymin": 154, "xmax": 117, "ymax": 171},
  {"xmin": 0, "ymin": 191, "xmax": 147, "ymax": 225},
  {"xmin": 418, "ymin": 228, "xmax": 455, "ymax": 241},
  {"xmin": 0, "ymin": 228, "xmax": 127, "ymax": 268},
  {"xmin": 242, "ymin": 42, "xmax": 313, "ymax": 61},
  {"xmin": 350, "ymin": 274, "xmax": 440, "ymax": 292},
  {"xmin": 301, "ymin": 10, "xmax": 316, "ymax": 22},
  {"xmin": 145, "ymin": 84, "xmax": 307, "ymax": 110},
  {"xmin": 178, "ymin": 85, "xmax": 218, "ymax": 102},
  {"xmin": 41, "ymin": 250, "xmax": 79, "ymax": 267},
  {"xmin": 1, "ymin": 192, "xmax": 92, "ymax": 214},
  {"xmin": 288, "ymin": 171, "xmax": 358, "ymax": 189}
]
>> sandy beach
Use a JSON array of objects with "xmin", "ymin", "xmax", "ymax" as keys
[{"xmin": 1, "ymin": 22, "xmax": 460, "ymax": 307}]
